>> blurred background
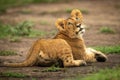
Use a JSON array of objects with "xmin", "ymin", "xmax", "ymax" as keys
[{"xmin": 0, "ymin": 0, "xmax": 120, "ymax": 80}]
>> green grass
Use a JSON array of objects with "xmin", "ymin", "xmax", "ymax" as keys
[
  {"xmin": 0, "ymin": 21, "xmax": 50, "ymax": 40},
  {"xmin": 80, "ymin": 9, "xmax": 89, "ymax": 14},
  {"xmin": 0, "ymin": 50, "xmax": 17, "ymax": 56},
  {"xmin": 31, "ymin": 78, "xmax": 37, "ymax": 80},
  {"xmin": 65, "ymin": 8, "xmax": 73, "ymax": 13},
  {"xmin": 100, "ymin": 26, "xmax": 115, "ymax": 34},
  {"xmin": 93, "ymin": 45, "xmax": 120, "ymax": 54},
  {"xmin": 78, "ymin": 67, "xmax": 120, "ymax": 80},
  {"xmin": 0, "ymin": 72, "xmax": 27, "ymax": 78},
  {"xmin": 0, "ymin": 23, "xmax": 11, "ymax": 39},
  {"xmin": 0, "ymin": 21, "xmax": 33, "ymax": 39}
]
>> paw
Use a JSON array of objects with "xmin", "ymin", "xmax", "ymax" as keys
[
  {"xmin": 79, "ymin": 60, "xmax": 87, "ymax": 66},
  {"xmin": 95, "ymin": 53, "xmax": 107, "ymax": 62}
]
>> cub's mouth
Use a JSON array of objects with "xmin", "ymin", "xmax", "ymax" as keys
[{"xmin": 76, "ymin": 28, "xmax": 84, "ymax": 34}]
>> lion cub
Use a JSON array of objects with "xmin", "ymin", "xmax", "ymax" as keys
[
  {"xmin": 2, "ymin": 39, "xmax": 86, "ymax": 67},
  {"xmin": 54, "ymin": 9, "xmax": 107, "ymax": 62},
  {"xmin": 1, "ymin": 9, "xmax": 107, "ymax": 67}
]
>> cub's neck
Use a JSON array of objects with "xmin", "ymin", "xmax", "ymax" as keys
[
  {"xmin": 54, "ymin": 32, "xmax": 83, "ymax": 41},
  {"xmin": 54, "ymin": 32, "xmax": 86, "ymax": 48}
]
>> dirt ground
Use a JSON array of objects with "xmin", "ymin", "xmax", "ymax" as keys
[{"xmin": 0, "ymin": 0, "xmax": 120, "ymax": 80}]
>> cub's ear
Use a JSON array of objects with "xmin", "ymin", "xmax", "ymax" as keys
[
  {"xmin": 71, "ymin": 9, "xmax": 83, "ymax": 21},
  {"xmin": 55, "ymin": 18, "xmax": 65, "ymax": 31}
]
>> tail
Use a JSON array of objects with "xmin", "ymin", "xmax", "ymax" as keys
[{"xmin": 3, "ymin": 41, "xmax": 40, "ymax": 67}]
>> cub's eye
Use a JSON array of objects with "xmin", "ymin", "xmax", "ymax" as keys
[
  {"xmin": 76, "ymin": 17, "xmax": 80, "ymax": 20},
  {"xmin": 68, "ymin": 22, "xmax": 72, "ymax": 25}
]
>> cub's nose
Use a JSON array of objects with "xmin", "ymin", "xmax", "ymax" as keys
[{"xmin": 80, "ymin": 28, "xmax": 84, "ymax": 31}]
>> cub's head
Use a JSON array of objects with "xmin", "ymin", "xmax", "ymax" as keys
[{"xmin": 55, "ymin": 9, "xmax": 85, "ymax": 39}]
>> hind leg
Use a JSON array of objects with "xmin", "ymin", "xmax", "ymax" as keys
[{"xmin": 85, "ymin": 48, "xmax": 107, "ymax": 62}]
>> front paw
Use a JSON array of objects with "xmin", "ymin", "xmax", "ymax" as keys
[
  {"xmin": 79, "ymin": 60, "xmax": 87, "ymax": 66},
  {"xmin": 95, "ymin": 53, "xmax": 108, "ymax": 62}
]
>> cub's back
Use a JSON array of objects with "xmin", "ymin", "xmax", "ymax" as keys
[{"xmin": 38, "ymin": 39, "xmax": 71, "ymax": 55}]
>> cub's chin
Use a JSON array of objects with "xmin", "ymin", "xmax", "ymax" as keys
[
  {"xmin": 76, "ymin": 34, "xmax": 83, "ymax": 39},
  {"xmin": 76, "ymin": 31, "xmax": 85, "ymax": 39}
]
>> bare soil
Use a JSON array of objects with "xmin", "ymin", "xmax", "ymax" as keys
[{"xmin": 0, "ymin": 0, "xmax": 120, "ymax": 80}]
